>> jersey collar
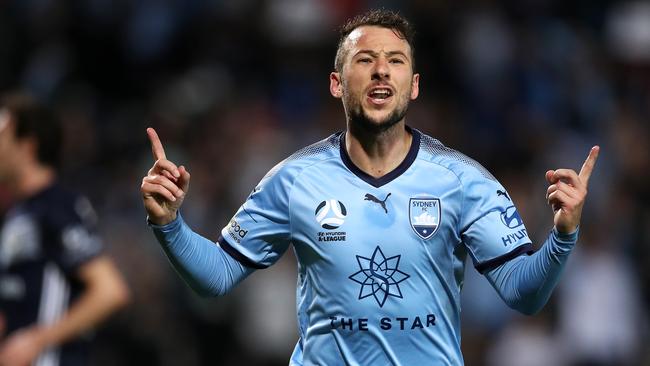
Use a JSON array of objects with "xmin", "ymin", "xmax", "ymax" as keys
[{"xmin": 340, "ymin": 126, "xmax": 421, "ymax": 188}]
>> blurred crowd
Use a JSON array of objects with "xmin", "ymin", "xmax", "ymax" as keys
[{"xmin": 1, "ymin": 0, "xmax": 649, "ymax": 365}]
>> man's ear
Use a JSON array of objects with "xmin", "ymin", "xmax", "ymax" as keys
[
  {"xmin": 410, "ymin": 73, "xmax": 420, "ymax": 100},
  {"xmin": 330, "ymin": 72, "xmax": 343, "ymax": 98}
]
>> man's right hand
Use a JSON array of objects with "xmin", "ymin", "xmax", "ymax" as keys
[{"xmin": 141, "ymin": 128, "xmax": 190, "ymax": 225}]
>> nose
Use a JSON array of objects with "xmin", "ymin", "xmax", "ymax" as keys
[{"xmin": 371, "ymin": 57, "xmax": 390, "ymax": 80}]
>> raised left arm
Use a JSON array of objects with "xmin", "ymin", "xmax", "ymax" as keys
[{"xmin": 486, "ymin": 146, "xmax": 600, "ymax": 315}]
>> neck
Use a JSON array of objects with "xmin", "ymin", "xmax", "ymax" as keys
[
  {"xmin": 10, "ymin": 162, "xmax": 56, "ymax": 199},
  {"xmin": 345, "ymin": 121, "xmax": 412, "ymax": 178}
]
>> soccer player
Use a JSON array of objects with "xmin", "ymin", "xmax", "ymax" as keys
[
  {"xmin": 142, "ymin": 10, "xmax": 599, "ymax": 365},
  {"xmin": 0, "ymin": 93, "xmax": 130, "ymax": 366}
]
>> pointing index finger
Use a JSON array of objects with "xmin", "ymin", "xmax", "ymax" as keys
[
  {"xmin": 147, "ymin": 127, "xmax": 166, "ymax": 161},
  {"xmin": 578, "ymin": 145, "xmax": 600, "ymax": 186}
]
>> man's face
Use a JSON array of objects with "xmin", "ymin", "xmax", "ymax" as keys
[{"xmin": 330, "ymin": 26, "xmax": 419, "ymax": 132}]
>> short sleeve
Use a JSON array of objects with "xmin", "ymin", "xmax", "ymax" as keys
[
  {"xmin": 50, "ymin": 196, "xmax": 103, "ymax": 274},
  {"xmin": 459, "ymin": 170, "xmax": 533, "ymax": 274},
  {"xmin": 218, "ymin": 165, "xmax": 292, "ymax": 269}
]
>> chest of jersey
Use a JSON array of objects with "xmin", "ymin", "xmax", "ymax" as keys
[
  {"xmin": 291, "ymin": 159, "xmax": 461, "ymax": 253},
  {"xmin": 288, "ymin": 159, "xmax": 466, "ymax": 312}
]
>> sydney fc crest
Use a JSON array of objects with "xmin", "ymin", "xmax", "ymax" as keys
[{"xmin": 409, "ymin": 198, "xmax": 441, "ymax": 240}]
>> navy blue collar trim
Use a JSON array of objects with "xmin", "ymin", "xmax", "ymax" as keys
[{"xmin": 340, "ymin": 126, "xmax": 420, "ymax": 188}]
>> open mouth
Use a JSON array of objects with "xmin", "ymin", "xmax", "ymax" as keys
[{"xmin": 367, "ymin": 87, "xmax": 394, "ymax": 104}]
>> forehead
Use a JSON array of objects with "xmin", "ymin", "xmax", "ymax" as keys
[{"xmin": 344, "ymin": 26, "xmax": 411, "ymax": 57}]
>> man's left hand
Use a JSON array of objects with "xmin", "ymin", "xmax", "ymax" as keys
[{"xmin": 545, "ymin": 146, "xmax": 600, "ymax": 234}]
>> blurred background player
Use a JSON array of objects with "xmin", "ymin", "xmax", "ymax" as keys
[{"xmin": 0, "ymin": 93, "xmax": 130, "ymax": 366}]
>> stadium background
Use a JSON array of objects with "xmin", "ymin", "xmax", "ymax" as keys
[{"xmin": 1, "ymin": 0, "xmax": 649, "ymax": 365}]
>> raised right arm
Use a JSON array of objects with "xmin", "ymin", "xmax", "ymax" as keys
[{"xmin": 141, "ymin": 128, "xmax": 253, "ymax": 296}]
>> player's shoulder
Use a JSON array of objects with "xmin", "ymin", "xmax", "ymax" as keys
[
  {"xmin": 416, "ymin": 129, "xmax": 497, "ymax": 182},
  {"xmin": 24, "ymin": 183, "xmax": 73, "ymax": 213},
  {"xmin": 262, "ymin": 132, "xmax": 342, "ymax": 182},
  {"xmin": 28, "ymin": 183, "xmax": 97, "ymax": 228}
]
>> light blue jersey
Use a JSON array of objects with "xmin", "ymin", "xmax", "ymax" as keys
[{"xmin": 217, "ymin": 127, "xmax": 533, "ymax": 365}]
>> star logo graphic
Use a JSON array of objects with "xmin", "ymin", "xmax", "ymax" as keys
[{"xmin": 348, "ymin": 246, "xmax": 410, "ymax": 307}]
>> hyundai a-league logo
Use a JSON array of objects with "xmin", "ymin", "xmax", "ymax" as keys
[
  {"xmin": 349, "ymin": 246, "xmax": 410, "ymax": 307},
  {"xmin": 315, "ymin": 199, "xmax": 347, "ymax": 230},
  {"xmin": 409, "ymin": 198, "xmax": 441, "ymax": 240}
]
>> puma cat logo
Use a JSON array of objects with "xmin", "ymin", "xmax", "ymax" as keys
[
  {"xmin": 364, "ymin": 193, "xmax": 391, "ymax": 214},
  {"xmin": 497, "ymin": 190, "xmax": 510, "ymax": 201}
]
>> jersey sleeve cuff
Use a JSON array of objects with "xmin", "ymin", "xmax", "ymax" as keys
[
  {"xmin": 549, "ymin": 226, "xmax": 579, "ymax": 256},
  {"xmin": 147, "ymin": 213, "xmax": 183, "ymax": 232},
  {"xmin": 552, "ymin": 226, "xmax": 579, "ymax": 243}
]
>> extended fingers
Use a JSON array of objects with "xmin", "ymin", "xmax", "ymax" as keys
[
  {"xmin": 578, "ymin": 146, "xmax": 600, "ymax": 186},
  {"xmin": 147, "ymin": 128, "xmax": 166, "ymax": 160},
  {"xmin": 146, "ymin": 128, "xmax": 180, "ymax": 179},
  {"xmin": 546, "ymin": 146, "xmax": 600, "ymax": 188}
]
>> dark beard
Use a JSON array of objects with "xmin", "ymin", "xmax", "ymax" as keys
[{"xmin": 343, "ymin": 90, "xmax": 410, "ymax": 135}]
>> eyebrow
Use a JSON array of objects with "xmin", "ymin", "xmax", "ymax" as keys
[{"xmin": 354, "ymin": 50, "xmax": 409, "ymax": 59}]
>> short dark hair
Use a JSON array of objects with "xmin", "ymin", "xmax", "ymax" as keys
[
  {"xmin": 0, "ymin": 93, "xmax": 62, "ymax": 168},
  {"xmin": 334, "ymin": 9, "xmax": 416, "ymax": 73}
]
